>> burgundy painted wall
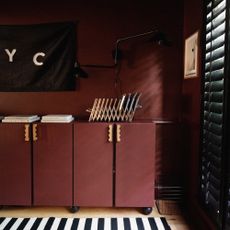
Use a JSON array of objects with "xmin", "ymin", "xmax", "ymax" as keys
[
  {"xmin": 0, "ymin": 0, "xmax": 183, "ymax": 121},
  {"xmin": 0, "ymin": 0, "xmax": 185, "ymax": 215},
  {"xmin": 183, "ymin": 0, "xmax": 202, "ymax": 199},
  {"xmin": 183, "ymin": 0, "xmax": 215, "ymax": 229}
]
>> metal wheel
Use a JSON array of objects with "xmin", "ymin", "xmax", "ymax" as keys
[
  {"xmin": 142, "ymin": 207, "xmax": 152, "ymax": 215},
  {"xmin": 70, "ymin": 206, "xmax": 79, "ymax": 213}
]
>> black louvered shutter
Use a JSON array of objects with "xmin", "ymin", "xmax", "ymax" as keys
[
  {"xmin": 223, "ymin": 0, "xmax": 230, "ymax": 227},
  {"xmin": 200, "ymin": 0, "xmax": 227, "ymax": 227}
]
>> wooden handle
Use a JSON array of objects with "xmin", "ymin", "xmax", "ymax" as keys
[
  {"xmin": 108, "ymin": 125, "xmax": 113, "ymax": 142},
  {"xmin": 116, "ymin": 124, "xmax": 121, "ymax": 143},
  {"xmin": 24, "ymin": 124, "xmax": 30, "ymax": 142},
  {"xmin": 33, "ymin": 124, "xmax": 38, "ymax": 141}
]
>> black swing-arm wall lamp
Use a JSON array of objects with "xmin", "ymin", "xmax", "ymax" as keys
[
  {"xmin": 114, "ymin": 29, "xmax": 169, "ymax": 65},
  {"xmin": 75, "ymin": 28, "xmax": 171, "ymax": 77}
]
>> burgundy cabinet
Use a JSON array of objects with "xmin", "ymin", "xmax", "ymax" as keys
[
  {"xmin": 0, "ymin": 120, "xmax": 155, "ymax": 212},
  {"xmin": 0, "ymin": 124, "xmax": 32, "ymax": 205},
  {"xmin": 33, "ymin": 123, "xmax": 73, "ymax": 206},
  {"xmin": 74, "ymin": 122, "xmax": 155, "ymax": 210},
  {"xmin": 74, "ymin": 123, "xmax": 113, "ymax": 206}
]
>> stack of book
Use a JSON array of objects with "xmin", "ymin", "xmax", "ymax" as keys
[
  {"xmin": 2, "ymin": 115, "xmax": 40, "ymax": 123},
  {"xmin": 41, "ymin": 115, "xmax": 74, "ymax": 123}
]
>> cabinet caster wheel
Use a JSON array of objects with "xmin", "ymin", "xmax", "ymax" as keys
[
  {"xmin": 142, "ymin": 207, "xmax": 152, "ymax": 215},
  {"xmin": 70, "ymin": 206, "xmax": 79, "ymax": 213}
]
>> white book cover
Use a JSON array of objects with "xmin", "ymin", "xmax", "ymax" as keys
[
  {"xmin": 41, "ymin": 117, "xmax": 74, "ymax": 123},
  {"xmin": 2, "ymin": 116, "xmax": 40, "ymax": 123},
  {"xmin": 41, "ymin": 114, "xmax": 73, "ymax": 121},
  {"xmin": 4, "ymin": 115, "xmax": 39, "ymax": 120}
]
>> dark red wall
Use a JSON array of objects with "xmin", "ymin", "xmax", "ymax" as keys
[
  {"xmin": 183, "ymin": 0, "xmax": 202, "ymax": 201},
  {"xmin": 183, "ymin": 0, "xmax": 215, "ymax": 229},
  {"xmin": 0, "ymin": 0, "xmax": 183, "ymax": 121}
]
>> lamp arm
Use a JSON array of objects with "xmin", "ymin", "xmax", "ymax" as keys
[
  {"xmin": 79, "ymin": 28, "xmax": 159, "ymax": 68},
  {"xmin": 81, "ymin": 63, "xmax": 115, "ymax": 68},
  {"xmin": 114, "ymin": 29, "xmax": 158, "ymax": 65},
  {"xmin": 116, "ymin": 29, "xmax": 158, "ymax": 44}
]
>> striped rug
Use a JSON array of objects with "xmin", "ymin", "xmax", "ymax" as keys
[{"xmin": 0, "ymin": 217, "xmax": 171, "ymax": 230}]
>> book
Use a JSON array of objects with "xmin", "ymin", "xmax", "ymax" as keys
[
  {"xmin": 3, "ymin": 115, "xmax": 39, "ymax": 120},
  {"xmin": 41, "ymin": 114, "xmax": 74, "ymax": 123},
  {"xmin": 2, "ymin": 116, "xmax": 40, "ymax": 123},
  {"xmin": 41, "ymin": 117, "xmax": 74, "ymax": 123},
  {"xmin": 41, "ymin": 114, "xmax": 73, "ymax": 121}
]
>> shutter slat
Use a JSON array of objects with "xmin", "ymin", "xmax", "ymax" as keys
[
  {"xmin": 209, "ymin": 102, "xmax": 223, "ymax": 113},
  {"xmin": 203, "ymin": 111, "xmax": 223, "ymax": 124},
  {"xmin": 211, "ymin": 58, "xmax": 225, "ymax": 71},
  {"xmin": 203, "ymin": 121, "xmax": 223, "ymax": 135},
  {"xmin": 210, "ymin": 91, "xmax": 224, "ymax": 102},
  {"xmin": 205, "ymin": 44, "xmax": 225, "ymax": 62},
  {"xmin": 201, "ymin": 153, "xmax": 221, "ymax": 169},
  {"xmin": 210, "ymin": 154, "xmax": 221, "ymax": 168},
  {"xmin": 212, "ymin": 1, "xmax": 226, "ymax": 17},
  {"xmin": 205, "ymin": 68, "xmax": 224, "ymax": 81},
  {"xmin": 205, "ymin": 79, "xmax": 224, "ymax": 91},
  {"xmin": 212, "ymin": 10, "xmax": 226, "ymax": 30},
  {"xmin": 213, "ymin": 0, "xmax": 226, "ymax": 14},
  {"xmin": 209, "ymin": 122, "xmax": 223, "ymax": 135},
  {"xmin": 206, "ymin": 32, "xmax": 211, "ymax": 42},
  {"xmin": 208, "ymin": 183, "xmax": 220, "ymax": 201},
  {"xmin": 207, "ymin": 142, "xmax": 222, "ymax": 157},
  {"xmin": 206, "ymin": 21, "xmax": 225, "ymax": 38},
  {"xmin": 212, "ymin": 45, "xmax": 225, "ymax": 60},
  {"xmin": 205, "ymin": 58, "xmax": 224, "ymax": 72},
  {"xmin": 206, "ymin": 192, "xmax": 219, "ymax": 211},
  {"xmin": 207, "ymin": 1, "xmax": 212, "ymax": 13},
  {"xmin": 211, "ymin": 30, "xmax": 225, "ymax": 50},
  {"xmin": 206, "ymin": 52, "xmax": 211, "ymax": 62},
  {"xmin": 201, "ymin": 162, "xmax": 221, "ymax": 182},
  {"xmin": 208, "ymin": 132, "xmax": 222, "ymax": 145},
  {"xmin": 210, "ymin": 165, "xmax": 221, "ymax": 183}
]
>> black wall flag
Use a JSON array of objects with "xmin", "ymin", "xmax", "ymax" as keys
[{"xmin": 0, "ymin": 22, "xmax": 76, "ymax": 91}]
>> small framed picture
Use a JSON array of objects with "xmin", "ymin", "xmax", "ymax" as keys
[{"xmin": 184, "ymin": 31, "xmax": 199, "ymax": 79}]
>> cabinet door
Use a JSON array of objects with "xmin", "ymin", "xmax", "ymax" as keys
[
  {"xmin": 0, "ymin": 124, "xmax": 32, "ymax": 205},
  {"xmin": 74, "ymin": 123, "xmax": 113, "ymax": 207},
  {"xmin": 33, "ymin": 123, "xmax": 73, "ymax": 206},
  {"xmin": 116, "ymin": 123, "xmax": 155, "ymax": 207}
]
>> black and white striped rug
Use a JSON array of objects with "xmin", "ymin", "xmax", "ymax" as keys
[{"xmin": 0, "ymin": 217, "xmax": 171, "ymax": 230}]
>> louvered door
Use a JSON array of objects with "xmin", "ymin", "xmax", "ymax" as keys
[{"xmin": 200, "ymin": 0, "xmax": 227, "ymax": 227}]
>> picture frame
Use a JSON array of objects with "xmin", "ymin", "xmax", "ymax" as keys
[{"xmin": 184, "ymin": 31, "xmax": 199, "ymax": 79}]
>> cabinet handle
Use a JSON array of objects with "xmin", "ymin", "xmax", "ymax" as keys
[
  {"xmin": 116, "ymin": 124, "xmax": 121, "ymax": 143},
  {"xmin": 108, "ymin": 125, "xmax": 113, "ymax": 142},
  {"xmin": 24, "ymin": 124, "xmax": 30, "ymax": 142},
  {"xmin": 33, "ymin": 124, "xmax": 38, "ymax": 141}
]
